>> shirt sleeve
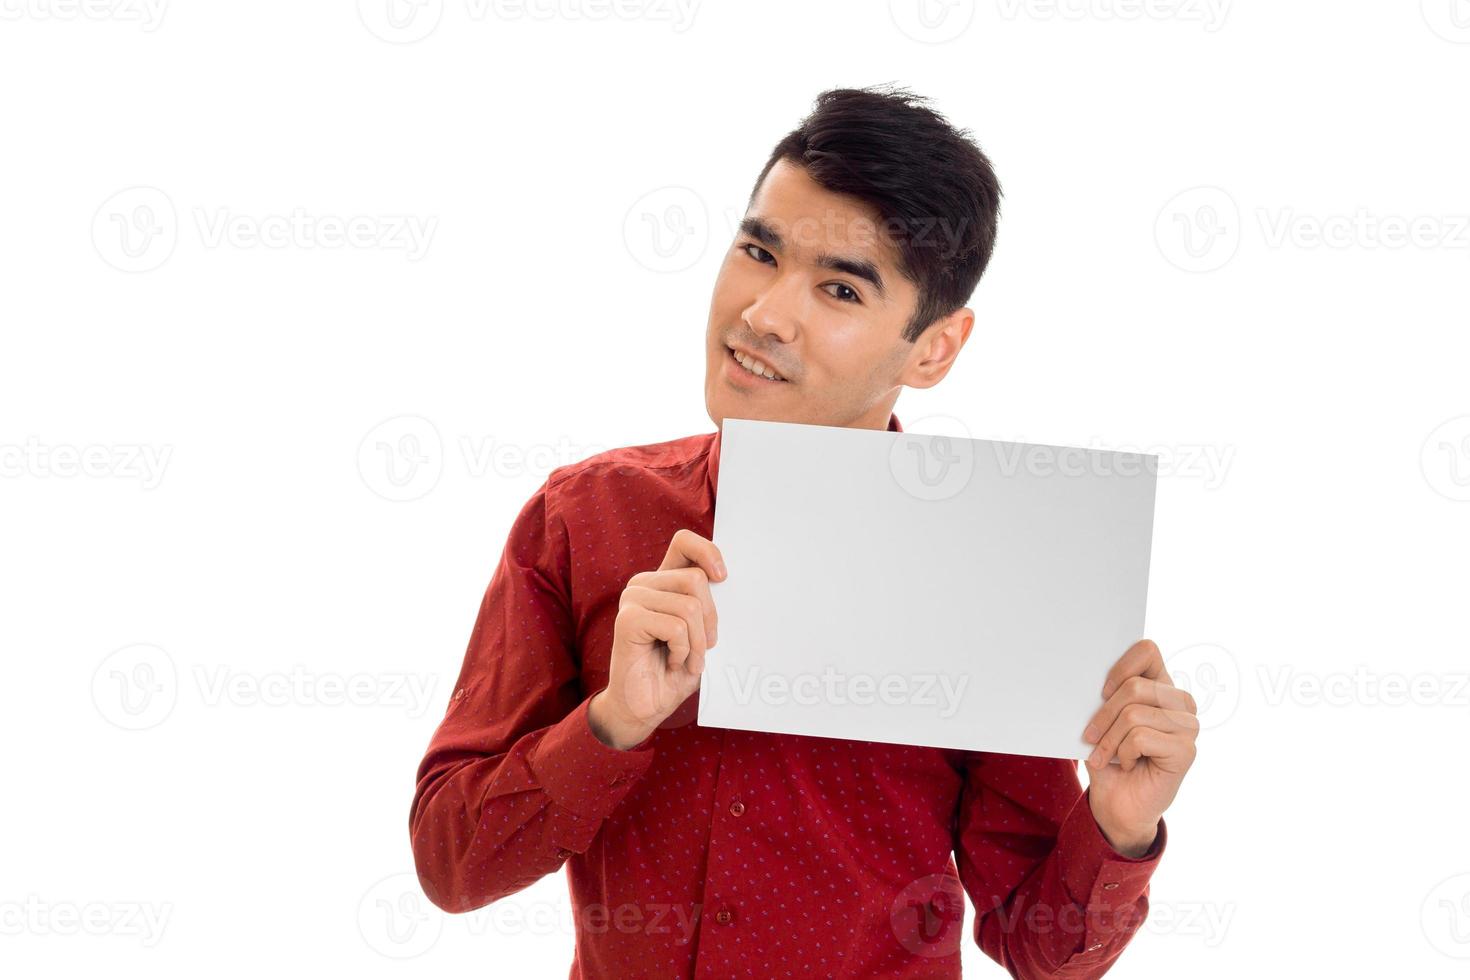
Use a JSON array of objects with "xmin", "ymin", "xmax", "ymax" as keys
[
  {"xmin": 954, "ymin": 753, "xmax": 1166, "ymax": 979},
  {"xmin": 408, "ymin": 475, "xmax": 657, "ymax": 914}
]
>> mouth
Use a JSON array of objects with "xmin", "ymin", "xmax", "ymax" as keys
[{"xmin": 725, "ymin": 344, "xmax": 789, "ymax": 385}]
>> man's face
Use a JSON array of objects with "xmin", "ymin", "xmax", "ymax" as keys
[{"xmin": 704, "ymin": 159, "xmax": 968, "ymax": 431}]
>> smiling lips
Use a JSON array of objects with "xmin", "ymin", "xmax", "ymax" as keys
[{"xmin": 727, "ymin": 344, "xmax": 787, "ymax": 383}]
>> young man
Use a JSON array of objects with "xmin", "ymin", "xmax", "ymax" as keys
[{"xmin": 410, "ymin": 86, "xmax": 1198, "ymax": 978}]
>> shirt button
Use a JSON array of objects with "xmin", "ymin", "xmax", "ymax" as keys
[
  {"xmin": 729, "ymin": 800, "xmax": 745, "ymax": 817},
  {"xmin": 714, "ymin": 909, "xmax": 734, "ymax": 925},
  {"xmin": 555, "ymin": 848, "xmax": 571, "ymax": 861},
  {"xmin": 1101, "ymin": 882, "xmax": 1119, "ymax": 890}
]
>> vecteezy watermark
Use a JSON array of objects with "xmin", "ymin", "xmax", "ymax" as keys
[
  {"xmin": 1164, "ymin": 649, "xmax": 1470, "ymax": 722},
  {"xmin": 626, "ymin": 192, "xmax": 977, "ymax": 276},
  {"xmin": 0, "ymin": 896, "xmax": 173, "ymax": 946},
  {"xmin": 359, "ymin": 873, "xmax": 443, "ymax": 959},
  {"xmin": 1156, "ymin": 185, "xmax": 1470, "ymax": 272},
  {"xmin": 1140, "ymin": 899, "xmax": 1235, "ymax": 947},
  {"xmin": 359, "ymin": 872, "xmax": 702, "ymax": 958},
  {"xmin": 92, "ymin": 186, "xmax": 436, "ymax": 272},
  {"xmin": 985, "ymin": 436, "xmax": 1234, "ymax": 490},
  {"xmin": 893, "ymin": 886, "xmax": 1229, "ymax": 957},
  {"xmin": 722, "ymin": 665, "xmax": 971, "ymax": 719},
  {"xmin": 889, "ymin": 422, "xmax": 1219, "ymax": 504},
  {"xmin": 192, "ymin": 665, "xmax": 437, "ymax": 716},
  {"xmin": 891, "ymin": 871, "xmax": 1236, "ymax": 956},
  {"xmin": 1256, "ymin": 208, "xmax": 1470, "ymax": 251},
  {"xmin": 357, "ymin": 415, "xmax": 614, "ymax": 502},
  {"xmin": 1423, "ymin": 872, "xmax": 1470, "ymax": 959},
  {"xmin": 92, "ymin": 186, "xmax": 177, "ymax": 273},
  {"xmin": 1077, "ymin": 437, "xmax": 1231, "ymax": 489},
  {"xmin": 357, "ymin": 0, "xmax": 700, "ymax": 43},
  {"xmin": 888, "ymin": 414, "xmax": 977, "ymax": 503},
  {"xmin": 1421, "ymin": 0, "xmax": 1470, "ymax": 44},
  {"xmin": 358, "ymin": 415, "xmax": 443, "ymax": 502},
  {"xmin": 91, "ymin": 643, "xmax": 178, "ymax": 731},
  {"xmin": 1421, "ymin": 415, "xmax": 1470, "ymax": 502},
  {"xmin": 1257, "ymin": 665, "xmax": 1470, "ymax": 708},
  {"xmin": 995, "ymin": 0, "xmax": 1230, "ymax": 31},
  {"xmin": 973, "ymin": 891, "xmax": 1146, "ymax": 943},
  {"xmin": 357, "ymin": 0, "xmax": 445, "ymax": 43},
  {"xmin": 193, "ymin": 207, "xmax": 435, "ymax": 258},
  {"xmin": 1165, "ymin": 642, "xmax": 1239, "ymax": 730},
  {"xmin": 890, "ymin": 873, "xmax": 966, "ymax": 957},
  {"xmin": 92, "ymin": 644, "xmax": 439, "ymax": 729},
  {"xmin": 889, "ymin": 0, "xmax": 975, "ymax": 44},
  {"xmin": 990, "ymin": 442, "xmax": 1160, "ymax": 481},
  {"xmin": 994, "ymin": 895, "xmax": 1234, "ymax": 948},
  {"xmin": 1155, "ymin": 186, "xmax": 1241, "ymax": 273},
  {"xmin": 0, "ymin": 438, "xmax": 172, "ymax": 489},
  {"xmin": 476, "ymin": 0, "xmax": 698, "ymax": 29},
  {"xmin": 464, "ymin": 897, "xmax": 701, "ymax": 944},
  {"xmin": 0, "ymin": 0, "xmax": 168, "ymax": 30},
  {"xmin": 624, "ymin": 186, "xmax": 709, "ymax": 273},
  {"xmin": 721, "ymin": 205, "xmax": 975, "ymax": 262}
]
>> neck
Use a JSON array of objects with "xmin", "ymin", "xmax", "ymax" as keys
[{"xmin": 714, "ymin": 397, "xmax": 902, "ymax": 434}]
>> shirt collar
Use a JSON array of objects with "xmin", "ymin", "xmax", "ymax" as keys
[{"xmin": 707, "ymin": 411, "xmax": 903, "ymax": 498}]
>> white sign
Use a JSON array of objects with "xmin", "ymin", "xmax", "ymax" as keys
[{"xmin": 697, "ymin": 417, "xmax": 1158, "ymax": 761}]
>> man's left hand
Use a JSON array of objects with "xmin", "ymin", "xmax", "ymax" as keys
[{"xmin": 1081, "ymin": 638, "xmax": 1198, "ymax": 857}]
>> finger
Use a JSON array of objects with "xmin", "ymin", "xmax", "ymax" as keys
[
  {"xmin": 1115, "ymin": 725, "xmax": 1195, "ymax": 774},
  {"xmin": 624, "ymin": 587, "xmax": 706, "ymax": 669},
  {"xmin": 658, "ymin": 528, "xmax": 727, "ymax": 584},
  {"xmin": 626, "ymin": 568, "xmax": 718, "ymax": 647},
  {"xmin": 1101, "ymin": 638, "xmax": 1171, "ymax": 700},
  {"xmin": 1084, "ymin": 675, "xmax": 1195, "ymax": 745},
  {"xmin": 1090, "ymin": 704, "xmax": 1198, "ymax": 767},
  {"xmin": 624, "ymin": 605, "xmax": 694, "ymax": 669}
]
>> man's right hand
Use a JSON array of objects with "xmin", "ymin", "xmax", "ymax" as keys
[{"xmin": 588, "ymin": 529, "xmax": 727, "ymax": 750}]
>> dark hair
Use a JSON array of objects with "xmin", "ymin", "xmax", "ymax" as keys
[{"xmin": 750, "ymin": 84, "xmax": 1002, "ymax": 343}]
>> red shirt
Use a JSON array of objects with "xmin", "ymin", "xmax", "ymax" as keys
[{"xmin": 410, "ymin": 412, "xmax": 1165, "ymax": 979}]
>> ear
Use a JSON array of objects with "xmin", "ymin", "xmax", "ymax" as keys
[{"xmin": 901, "ymin": 307, "xmax": 975, "ymax": 390}]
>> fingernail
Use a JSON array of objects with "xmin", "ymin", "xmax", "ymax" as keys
[
  {"xmin": 1083, "ymin": 724, "xmax": 1100, "ymax": 743},
  {"xmin": 1088, "ymin": 748, "xmax": 1103, "ymax": 768},
  {"xmin": 706, "ymin": 628, "xmax": 716, "ymax": 647},
  {"xmin": 715, "ymin": 559, "xmax": 727, "ymax": 578}
]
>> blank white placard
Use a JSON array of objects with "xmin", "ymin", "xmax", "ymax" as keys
[{"xmin": 696, "ymin": 417, "xmax": 1158, "ymax": 761}]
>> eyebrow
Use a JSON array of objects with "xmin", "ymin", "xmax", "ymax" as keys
[{"xmin": 739, "ymin": 216, "xmax": 888, "ymax": 300}]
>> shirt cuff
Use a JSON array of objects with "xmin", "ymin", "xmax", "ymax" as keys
[
  {"xmin": 526, "ymin": 694, "xmax": 656, "ymax": 841},
  {"xmin": 1056, "ymin": 786, "xmax": 1166, "ymax": 935}
]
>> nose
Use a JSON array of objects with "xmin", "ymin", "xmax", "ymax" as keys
[{"xmin": 742, "ymin": 272, "xmax": 803, "ymax": 345}]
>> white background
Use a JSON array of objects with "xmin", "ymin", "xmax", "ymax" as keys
[{"xmin": 3, "ymin": 1, "xmax": 1469, "ymax": 977}]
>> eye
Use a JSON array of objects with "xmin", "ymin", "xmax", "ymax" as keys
[
  {"xmin": 740, "ymin": 242, "xmax": 775, "ymax": 264},
  {"xmin": 823, "ymin": 282, "xmax": 862, "ymax": 304}
]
